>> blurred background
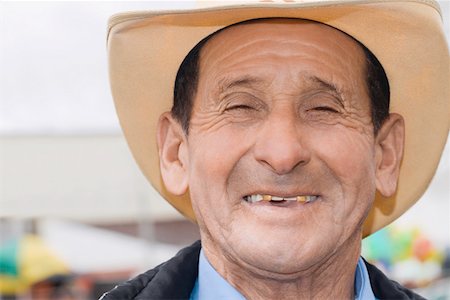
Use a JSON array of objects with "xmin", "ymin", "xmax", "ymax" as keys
[{"xmin": 0, "ymin": 1, "xmax": 449, "ymax": 299}]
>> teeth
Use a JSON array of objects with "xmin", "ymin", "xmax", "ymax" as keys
[
  {"xmin": 306, "ymin": 196, "xmax": 318, "ymax": 202},
  {"xmin": 251, "ymin": 195, "xmax": 262, "ymax": 202},
  {"xmin": 245, "ymin": 194, "xmax": 318, "ymax": 204},
  {"xmin": 270, "ymin": 196, "xmax": 284, "ymax": 201},
  {"xmin": 297, "ymin": 196, "xmax": 307, "ymax": 203},
  {"xmin": 297, "ymin": 195, "xmax": 318, "ymax": 203},
  {"xmin": 263, "ymin": 195, "xmax": 272, "ymax": 201}
]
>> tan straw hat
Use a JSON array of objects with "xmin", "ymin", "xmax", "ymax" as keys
[{"xmin": 107, "ymin": 0, "xmax": 449, "ymax": 237}]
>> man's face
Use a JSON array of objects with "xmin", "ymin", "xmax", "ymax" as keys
[{"xmin": 186, "ymin": 20, "xmax": 376, "ymax": 274}]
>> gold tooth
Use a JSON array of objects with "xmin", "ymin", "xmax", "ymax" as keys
[
  {"xmin": 297, "ymin": 196, "xmax": 307, "ymax": 203},
  {"xmin": 262, "ymin": 195, "xmax": 272, "ymax": 201}
]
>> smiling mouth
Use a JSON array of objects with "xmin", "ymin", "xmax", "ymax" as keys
[{"xmin": 243, "ymin": 194, "xmax": 319, "ymax": 204}]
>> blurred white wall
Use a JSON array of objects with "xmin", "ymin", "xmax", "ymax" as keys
[{"xmin": 0, "ymin": 135, "xmax": 180, "ymax": 222}]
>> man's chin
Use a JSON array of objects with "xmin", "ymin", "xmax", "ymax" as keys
[{"xmin": 219, "ymin": 230, "xmax": 338, "ymax": 278}]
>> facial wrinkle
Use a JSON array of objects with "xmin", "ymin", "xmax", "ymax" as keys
[
  {"xmin": 189, "ymin": 112, "xmax": 239, "ymax": 137},
  {"xmin": 216, "ymin": 75, "xmax": 269, "ymax": 95},
  {"xmin": 293, "ymin": 72, "xmax": 372, "ymax": 136}
]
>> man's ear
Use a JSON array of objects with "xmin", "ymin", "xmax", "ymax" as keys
[
  {"xmin": 374, "ymin": 113, "xmax": 405, "ymax": 197},
  {"xmin": 156, "ymin": 112, "xmax": 189, "ymax": 196}
]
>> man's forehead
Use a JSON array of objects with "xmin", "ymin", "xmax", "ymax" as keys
[
  {"xmin": 197, "ymin": 18, "xmax": 367, "ymax": 92},
  {"xmin": 202, "ymin": 18, "xmax": 360, "ymax": 52},
  {"xmin": 198, "ymin": 17, "xmax": 365, "ymax": 74}
]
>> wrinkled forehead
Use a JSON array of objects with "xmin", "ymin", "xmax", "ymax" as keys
[
  {"xmin": 194, "ymin": 18, "xmax": 368, "ymax": 102},
  {"xmin": 199, "ymin": 18, "xmax": 366, "ymax": 69}
]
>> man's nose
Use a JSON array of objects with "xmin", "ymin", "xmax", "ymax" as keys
[{"xmin": 253, "ymin": 114, "xmax": 311, "ymax": 175}]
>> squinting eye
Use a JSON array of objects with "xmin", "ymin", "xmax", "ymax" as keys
[
  {"xmin": 226, "ymin": 104, "xmax": 254, "ymax": 111},
  {"xmin": 313, "ymin": 106, "xmax": 339, "ymax": 113}
]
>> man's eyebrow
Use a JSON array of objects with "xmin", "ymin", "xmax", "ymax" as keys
[
  {"xmin": 305, "ymin": 75, "xmax": 345, "ymax": 105},
  {"xmin": 217, "ymin": 76, "xmax": 265, "ymax": 92},
  {"xmin": 308, "ymin": 76, "xmax": 342, "ymax": 95}
]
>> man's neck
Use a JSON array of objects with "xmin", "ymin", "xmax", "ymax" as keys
[{"xmin": 202, "ymin": 232, "xmax": 362, "ymax": 300}]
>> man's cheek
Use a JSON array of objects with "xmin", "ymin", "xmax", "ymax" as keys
[
  {"xmin": 197, "ymin": 133, "xmax": 250, "ymax": 170},
  {"xmin": 317, "ymin": 131, "xmax": 374, "ymax": 175}
]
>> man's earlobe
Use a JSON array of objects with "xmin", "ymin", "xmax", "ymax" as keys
[
  {"xmin": 375, "ymin": 113, "xmax": 405, "ymax": 197},
  {"xmin": 156, "ymin": 112, "xmax": 189, "ymax": 196}
]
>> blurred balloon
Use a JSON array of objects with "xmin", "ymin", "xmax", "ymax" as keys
[
  {"xmin": 0, "ymin": 234, "xmax": 70, "ymax": 295},
  {"xmin": 362, "ymin": 226, "xmax": 445, "ymax": 287}
]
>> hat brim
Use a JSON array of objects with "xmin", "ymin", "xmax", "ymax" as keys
[{"xmin": 107, "ymin": 0, "xmax": 449, "ymax": 237}]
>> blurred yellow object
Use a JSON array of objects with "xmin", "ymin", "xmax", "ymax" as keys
[
  {"xmin": 0, "ymin": 274, "xmax": 27, "ymax": 295},
  {"xmin": 0, "ymin": 234, "xmax": 70, "ymax": 295}
]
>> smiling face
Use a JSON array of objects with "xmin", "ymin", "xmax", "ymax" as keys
[
  {"xmin": 159, "ymin": 19, "xmax": 391, "ymax": 277},
  {"xmin": 185, "ymin": 19, "xmax": 377, "ymax": 274}
]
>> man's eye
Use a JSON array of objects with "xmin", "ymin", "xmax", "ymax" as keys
[
  {"xmin": 312, "ymin": 106, "xmax": 339, "ymax": 113},
  {"xmin": 226, "ymin": 104, "xmax": 254, "ymax": 111}
]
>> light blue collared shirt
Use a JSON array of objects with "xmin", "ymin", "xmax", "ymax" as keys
[{"xmin": 190, "ymin": 250, "xmax": 377, "ymax": 300}]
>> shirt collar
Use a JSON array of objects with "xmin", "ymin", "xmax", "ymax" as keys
[
  {"xmin": 191, "ymin": 250, "xmax": 376, "ymax": 300},
  {"xmin": 354, "ymin": 257, "xmax": 377, "ymax": 300},
  {"xmin": 190, "ymin": 249, "xmax": 245, "ymax": 300}
]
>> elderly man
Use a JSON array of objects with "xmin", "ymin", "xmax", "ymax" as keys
[{"xmin": 103, "ymin": 1, "xmax": 449, "ymax": 299}]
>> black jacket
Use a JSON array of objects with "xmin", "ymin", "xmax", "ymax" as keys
[{"xmin": 100, "ymin": 240, "xmax": 425, "ymax": 300}]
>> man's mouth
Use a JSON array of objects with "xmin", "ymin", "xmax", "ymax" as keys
[{"xmin": 243, "ymin": 194, "xmax": 319, "ymax": 204}]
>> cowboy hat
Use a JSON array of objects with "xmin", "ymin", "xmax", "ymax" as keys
[{"xmin": 107, "ymin": 0, "xmax": 449, "ymax": 237}]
